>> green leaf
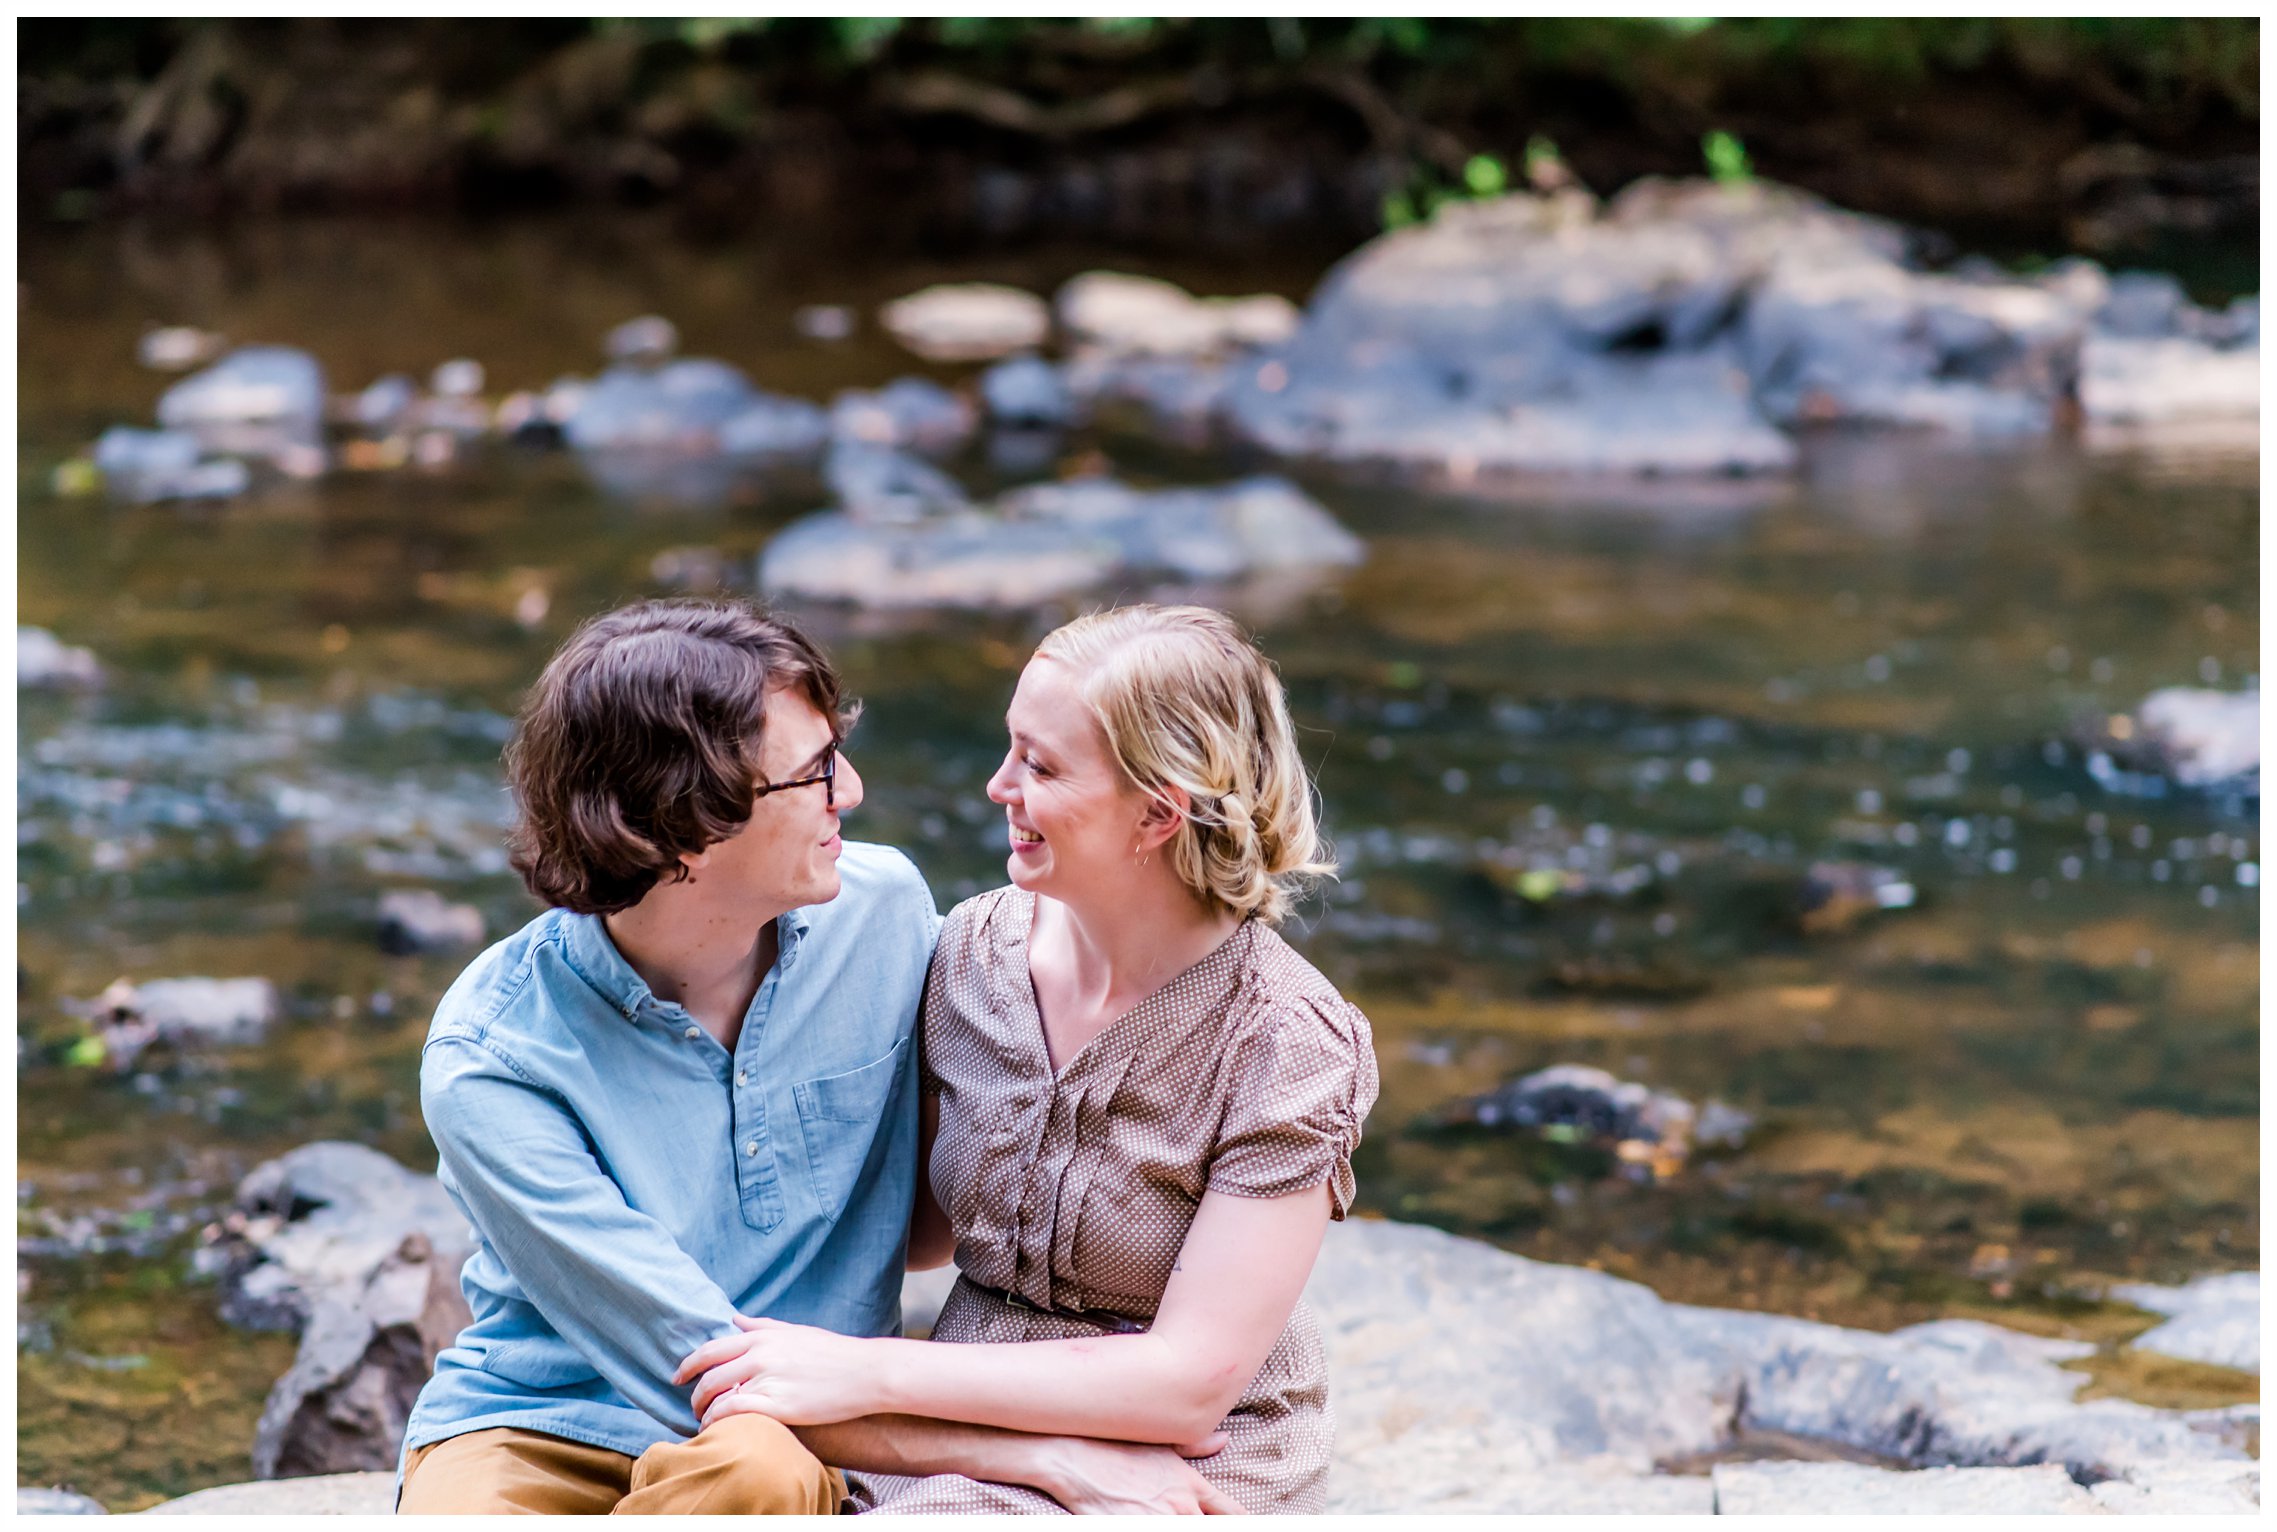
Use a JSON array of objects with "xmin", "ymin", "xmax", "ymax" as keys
[
  {"xmin": 64, "ymin": 1036, "xmax": 107, "ymax": 1068},
  {"xmin": 1381, "ymin": 190, "xmax": 1417, "ymax": 229},
  {"xmin": 1385, "ymin": 660, "xmax": 1423, "ymax": 689},
  {"xmin": 1515, "ymin": 868, "xmax": 1567, "ymax": 902},
  {"xmin": 1702, "ymin": 129, "xmax": 1754, "ymax": 184},
  {"xmin": 1463, "ymin": 154, "xmax": 1507, "ymax": 197}
]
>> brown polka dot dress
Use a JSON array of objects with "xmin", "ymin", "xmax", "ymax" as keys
[{"xmin": 847, "ymin": 887, "xmax": 1378, "ymax": 1516}]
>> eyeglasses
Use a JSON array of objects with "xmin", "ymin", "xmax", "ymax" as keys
[{"xmin": 754, "ymin": 742, "xmax": 838, "ymax": 810}]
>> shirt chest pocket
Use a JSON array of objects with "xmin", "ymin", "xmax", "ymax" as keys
[{"xmin": 792, "ymin": 1036, "xmax": 909, "ymax": 1221}]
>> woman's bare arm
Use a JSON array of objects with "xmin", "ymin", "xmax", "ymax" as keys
[{"xmin": 686, "ymin": 1183, "xmax": 1332, "ymax": 1446}]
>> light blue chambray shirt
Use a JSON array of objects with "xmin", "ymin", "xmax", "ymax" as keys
[{"xmin": 401, "ymin": 841, "xmax": 941, "ymax": 1465}]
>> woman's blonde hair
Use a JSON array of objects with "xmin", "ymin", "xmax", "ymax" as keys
[{"xmin": 1035, "ymin": 604, "xmax": 1335, "ymax": 925}]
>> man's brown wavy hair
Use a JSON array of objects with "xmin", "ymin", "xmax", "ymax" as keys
[{"xmin": 503, "ymin": 599, "xmax": 852, "ymax": 915}]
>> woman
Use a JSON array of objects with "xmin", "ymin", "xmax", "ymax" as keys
[{"xmin": 679, "ymin": 604, "xmax": 1379, "ymax": 1513}]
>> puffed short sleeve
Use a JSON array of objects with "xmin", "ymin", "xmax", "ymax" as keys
[{"xmin": 1206, "ymin": 994, "xmax": 1380, "ymax": 1218}]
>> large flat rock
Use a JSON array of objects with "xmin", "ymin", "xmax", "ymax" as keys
[
  {"xmin": 1711, "ymin": 1461, "xmax": 2100, "ymax": 1515},
  {"xmin": 139, "ymin": 1473, "xmax": 394, "ymax": 1515}
]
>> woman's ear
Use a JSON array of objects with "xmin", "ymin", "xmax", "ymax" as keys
[{"xmin": 1135, "ymin": 786, "xmax": 1190, "ymax": 854}]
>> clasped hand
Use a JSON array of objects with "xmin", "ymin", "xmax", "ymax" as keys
[{"xmin": 675, "ymin": 1314, "xmax": 878, "ymax": 1428}]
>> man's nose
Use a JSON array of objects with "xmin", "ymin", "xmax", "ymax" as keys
[{"xmin": 834, "ymin": 752, "xmax": 865, "ymax": 814}]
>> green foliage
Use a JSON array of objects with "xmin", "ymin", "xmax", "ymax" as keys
[
  {"xmin": 833, "ymin": 16, "xmax": 904, "ymax": 63},
  {"xmin": 1702, "ymin": 129, "xmax": 1753, "ymax": 184},
  {"xmin": 1462, "ymin": 153, "xmax": 1507, "ymax": 197}
]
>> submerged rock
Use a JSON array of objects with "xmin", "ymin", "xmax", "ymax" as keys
[
  {"xmin": 200, "ymin": 1142, "xmax": 472, "ymax": 1334},
  {"xmin": 2110, "ymin": 1271, "xmax": 2259, "ymax": 1373},
  {"xmin": 881, "ymin": 282, "xmax": 1049, "ymax": 361},
  {"xmin": 1429, "ymin": 1063, "xmax": 1749, "ymax": 1180},
  {"xmin": 2082, "ymin": 687, "xmax": 2260, "ymax": 795},
  {"xmin": 90, "ymin": 426, "xmax": 250, "ymax": 503},
  {"xmin": 156, "ymin": 346, "xmax": 327, "ymax": 462},
  {"xmin": 18, "ymin": 628, "xmax": 103, "ymax": 691},
  {"xmin": 1796, "ymin": 861, "xmax": 1917, "ymax": 935},
  {"xmin": 77, "ymin": 976, "xmax": 280, "ymax": 1070},
  {"xmin": 251, "ymin": 1232, "xmax": 471, "ymax": 1480},
  {"xmin": 760, "ymin": 473, "xmax": 1362, "ymax": 611},
  {"xmin": 376, "ymin": 891, "xmax": 485, "ymax": 956}
]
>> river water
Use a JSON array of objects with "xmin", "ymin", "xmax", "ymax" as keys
[{"xmin": 17, "ymin": 215, "xmax": 2260, "ymax": 1507}]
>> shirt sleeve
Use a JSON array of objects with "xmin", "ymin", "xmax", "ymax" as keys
[
  {"xmin": 421, "ymin": 1033, "xmax": 743, "ymax": 1437},
  {"xmin": 1206, "ymin": 994, "xmax": 1380, "ymax": 1219}
]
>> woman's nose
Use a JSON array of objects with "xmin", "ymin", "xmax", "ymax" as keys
[{"xmin": 986, "ymin": 756, "xmax": 1016, "ymax": 805}]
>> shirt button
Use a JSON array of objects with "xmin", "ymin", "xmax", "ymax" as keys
[
  {"xmin": 746, "ymin": 1141, "xmax": 760, "ymax": 1157},
  {"xmin": 683, "ymin": 1026, "xmax": 701, "ymax": 1041},
  {"xmin": 735, "ymin": 1070, "xmax": 748, "ymax": 1085}
]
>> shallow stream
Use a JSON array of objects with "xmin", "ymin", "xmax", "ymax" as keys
[{"xmin": 17, "ymin": 215, "xmax": 2260, "ymax": 1507}]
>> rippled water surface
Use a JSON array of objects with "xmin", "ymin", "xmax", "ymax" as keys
[{"xmin": 17, "ymin": 216, "xmax": 2260, "ymax": 1507}]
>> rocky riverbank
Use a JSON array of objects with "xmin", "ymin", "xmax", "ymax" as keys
[{"xmin": 20, "ymin": 1146, "xmax": 2255, "ymax": 1516}]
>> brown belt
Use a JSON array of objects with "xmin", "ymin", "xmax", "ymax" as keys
[{"xmin": 959, "ymin": 1277, "xmax": 1152, "ymax": 1335}]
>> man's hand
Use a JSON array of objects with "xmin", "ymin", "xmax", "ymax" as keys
[{"xmin": 1035, "ymin": 1434, "xmax": 1248, "ymax": 1515}]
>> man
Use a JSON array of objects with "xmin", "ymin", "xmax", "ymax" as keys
[{"xmin": 399, "ymin": 599, "xmax": 1231, "ymax": 1513}]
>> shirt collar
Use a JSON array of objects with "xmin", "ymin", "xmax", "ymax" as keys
[{"xmin": 556, "ymin": 905, "xmax": 814, "ymax": 1024}]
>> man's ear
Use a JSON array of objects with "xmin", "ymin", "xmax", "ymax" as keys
[{"xmin": 677, "ymin": 845, "xmax": 713, "ymax": 876}]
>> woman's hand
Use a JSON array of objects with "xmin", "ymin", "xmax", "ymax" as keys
[{"xmin": 675, "ymin": 1314, "xmax": 882, "ymax": 1426}]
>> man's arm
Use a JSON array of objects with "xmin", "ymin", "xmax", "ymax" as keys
[{"xmin": 423, "ymin": 1034, "xmax": 742, "ymax": 1437}]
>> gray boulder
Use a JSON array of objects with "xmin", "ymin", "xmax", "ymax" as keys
[
  {"xmin": 1299, "ymin": 1217, "xmax": 2255, "ymax": 1512},
  {"xmin": 1224, "ymin": 182, "xmax": 1820, "ymax": 478},
  {"xmin": 17, "ymin": 1488, "xmax": 106, "ymax": 1514},
  {"xmin": 251, "ymin": 1232, "xmax": 471, "ymax": 1480},
  {"xmin": 715, "ymin": 396, "xmax": 830, "ymax": 460},
  {"xmin": 759, "ymin": 474, "xmax": 1362, "ymax": 612},
  {"xmin": 1055, "ymin": 272, "xmax": 1300, "ymax": 358},
  {"xmin": 90, "ymin": 428, "xmax": 247, "ymax": 504},
  {"xmin": 2113, "ymin": 688, "xmax": 2258, "ymax": 792},
  {"xmin": 1063, "ymin": 353, "xmax": 1234, "ymax": 442},
  {"xmin": 376, "ymin": 891, "xmax": 485, "ymax": 956},
  {"xmin": 201, "ymin": 1142, "xmax": 472, "ymax": 1334},
  {"xmin": 563, "ymin": 359, "xmax": 763, "ymax": 454},
  {"xmin": 2078, "ymin": 333, "xmax": 2259, "ymax": 427},
  {"xmin": 829, "ymin": 378, "xmax": 977, "ymax": 456},
  {"xmin": 980, "ymin": 354, "xmax": 1078, "ymax": 428},
  {"xmin": 824, "ymin": 442, "xmax": 974, "ymax": 524},
  {"xmin": 156, "ymin": 346, "xmax": 327, "ymax": 463},
  {"xmin": 603, "ymin": 315, "xmax": 678, "ymax": 363},
  {"xmin": 19, "ymin": 628, "xmax": 103, "ymax": 691},
  {"xmin": 2110, "ymin": 1271, "xmax": 2258, "ymax": 1373},
  {"xmin": 881, "ymin": 283, "xmax": 1049, "ymax": 362}
]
